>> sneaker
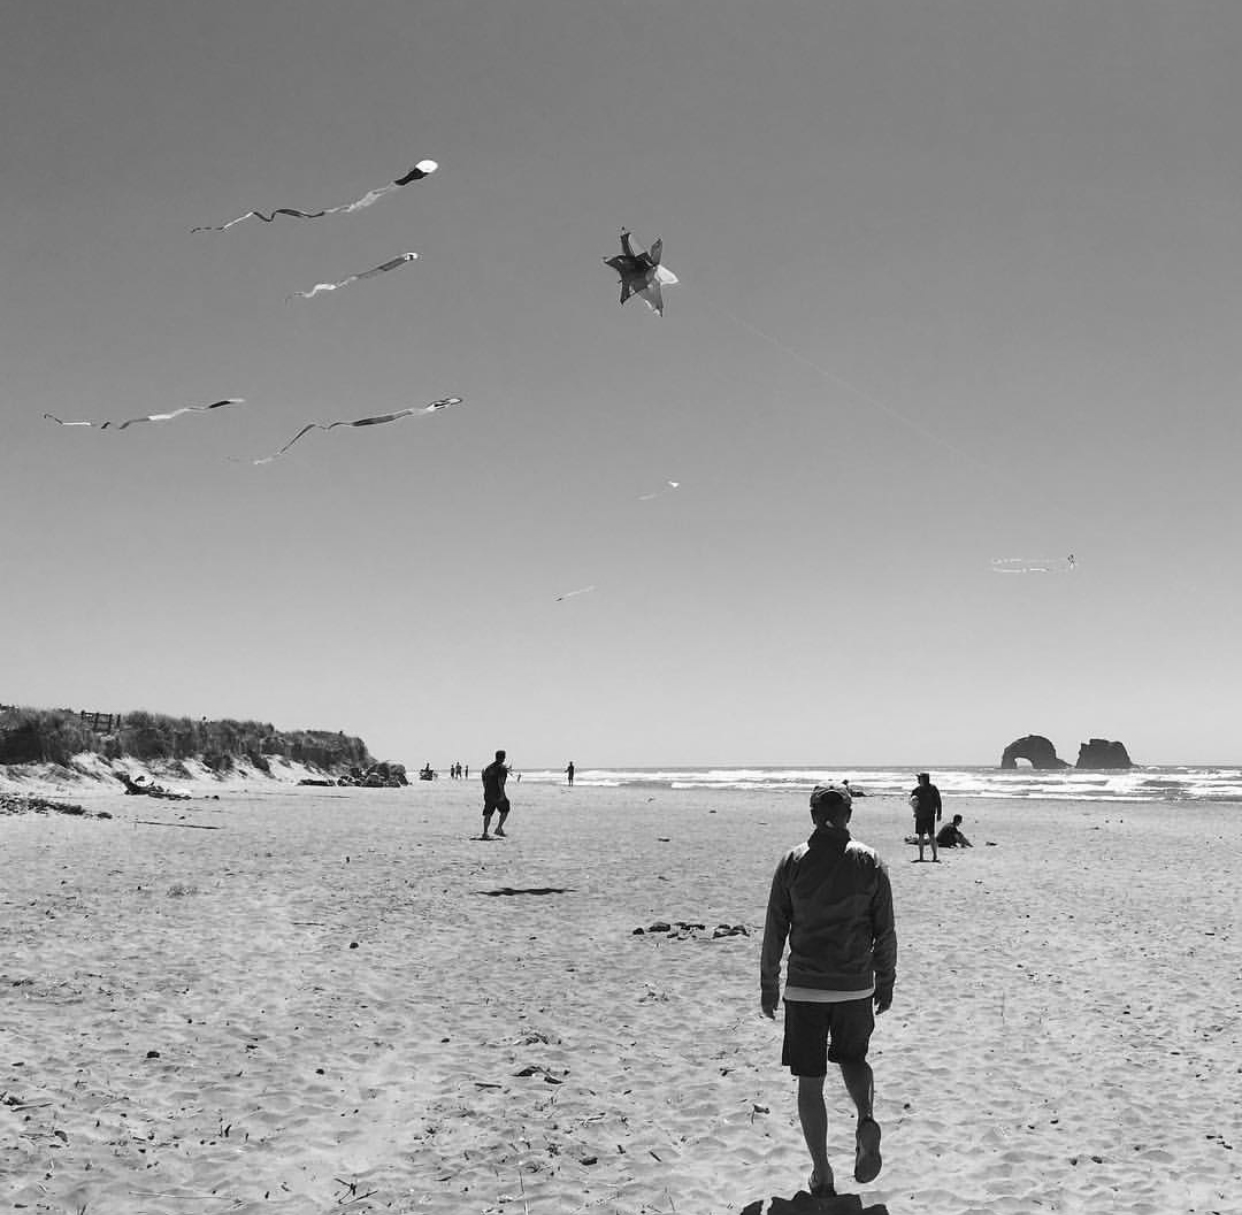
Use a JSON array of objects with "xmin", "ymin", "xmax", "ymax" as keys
[{"xmin": 854, "ymin": 1116, "xmax": 882, "ymax": 1184}]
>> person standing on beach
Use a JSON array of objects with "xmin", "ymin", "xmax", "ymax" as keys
[
  {"xmin": 481, "ymin": 750, "xmax": 510, "ymax": 839},
  {"xmin": 566, "ymin": 760, "xmax": 575, "ymax": 787},
  {"xmin": 909, "ymin": 771, "xmax": 943, "ymax": 862},
  {"xmin": 761, "ymin": 784, "xmax": 896, "ymax": 1198}
]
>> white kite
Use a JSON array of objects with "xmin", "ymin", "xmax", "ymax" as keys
[
  {"xmin": 638, "ymin": 480, "xmax": 680, "ymax": 501},
  {"xmin": 252, "ymin": 396, "xmax": 461, "ymax": 465},
  {"xmin": 991, "ymin": 554, "xmax": 1077, "ymax": 575},
  {"xmin": 192, "ymin": 161, "xmax": 438, "ymax": 232},
  {"xmin": 555, "ymin": 585, "xmax": 597, "ymax": 602},
  {"xmin": 44, "ymin": 398, "xmax": 246, "ymax": 430},
  {"xmin": 288, "ymin": 252, "xmax": 417, "ymax": 300}
]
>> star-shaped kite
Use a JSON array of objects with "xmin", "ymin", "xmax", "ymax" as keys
[{"xmin": 603, "ymin": 230, "xmax": 678, "ymax": 316}]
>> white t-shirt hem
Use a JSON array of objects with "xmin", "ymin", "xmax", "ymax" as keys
[{"xmin": 784, "ymin": 984, "xmax": 875, "ymax": 1004}]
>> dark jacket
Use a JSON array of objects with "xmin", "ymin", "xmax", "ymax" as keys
[
  {"xmin": 761, "ymin": 825, "xmax": 896, "ymax": 1002},
  {"xmin": 910, "ymin": 784, "xmax": 942, "ymax": 817},
  {"xmin": 482, "ymin": 761, "xmax": 508, "ymax": 802}
]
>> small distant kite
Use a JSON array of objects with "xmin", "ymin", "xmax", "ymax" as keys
[
  {"xmin": 991, "ymin": 554, "xmax": 1077, "ymax": 575},
  {"xmin": 638, "ymin": 480, "xmax": 681, "ymax": 501},
  {"xmin": 555, "ymin": 585, "xmax": 597, "ymax": 602},
  {"xmin": 192, "ymin": 160, "xmax": 438, "ymax": 232},
  {"xmin": 252, "ymin": 396, "xmax": 461, "ymax": 465},
  {"xmin": 44, "ymin": 398, "xmax": 246, "ymax": 430},
  {"xmin": 603, "ymin": 230, "xmax": 678, "ymax": 316},
  {"xmin": 288, "ymin": 252, "xmax": 417, "ymax": 300}
]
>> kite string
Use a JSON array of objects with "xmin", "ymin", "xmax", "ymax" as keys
[
  {"xmin": 695, "ymin": 289, "xmax": 1106, "ymax": 557},
  {"xmin": 699, "ymin": 293, "xmax": 1004, "ymax": 485}
]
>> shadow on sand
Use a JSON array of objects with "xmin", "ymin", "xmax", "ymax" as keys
[{"xmin": 741, "ymin": 1189, "xmax": 890, "ymax": 1215}]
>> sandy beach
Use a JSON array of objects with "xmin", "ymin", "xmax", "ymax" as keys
[{"xmin": 2, "ymin": 779, "xmax": 1239, "ymax": 1214}]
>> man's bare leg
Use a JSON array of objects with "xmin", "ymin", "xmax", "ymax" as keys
[
  {"xmin": 796, "ymin": 1075, "xmax": 833, "ymax": 1192},
  {"xmin": 494, "ymin": 808, "xmax": 509, "ymax": 837},
  {"xmin": 481, "ymin": 812, "xmax": 493, "ymax": 840},
  {"xmin": 838, "ymin": 1059, "xmax": 874, "ymax": 1121}
]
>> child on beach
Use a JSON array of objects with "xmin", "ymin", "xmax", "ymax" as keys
[{"xmin": 936, "ymin": 814, "xmax": 972, "ymax": 848}]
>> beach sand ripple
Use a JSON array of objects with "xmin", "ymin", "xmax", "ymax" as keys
[{"xmin": 2, "ymin": 785, "xmax": 1240, "ymax": 1213}]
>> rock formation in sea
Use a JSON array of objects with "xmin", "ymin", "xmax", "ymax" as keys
[
  {"xmin": 1000, "ymin": 735, "xmax": 1071, "ymax": 769},
  {"xmin": 1075, "ymin": 738, "xmax": 1133, "ymax": 769}
]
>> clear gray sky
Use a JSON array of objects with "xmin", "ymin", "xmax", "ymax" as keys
[{"xmin": 4, "ymin": 1, "xmax": 1240, "ymax": 767}]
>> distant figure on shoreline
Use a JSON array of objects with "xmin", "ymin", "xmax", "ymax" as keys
[
  {"xmin": 481, "ymin": 750, "xmax": 511, "ymax": 839},
  {"xmin": 908, "ymin": 772, "xmax": 943, "ymax": 862},
  {"xmin": 936, "ymin": 813, "xmax": 972, "ymax": 849},
  {"xmin": 760, "ymin": 783, "xmax": 894, "ymax": 1198},
  {"xmin": 566, "ymin": 761, "xmax": 575, "ymax": 787}
]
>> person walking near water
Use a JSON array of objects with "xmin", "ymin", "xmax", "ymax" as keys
[
  {"xmin": 481, "ymin": 750, "xmax": 511, "ymax": 839},
  {"xmin": 909, "ymin": 772, "xmax": 943, "ymax": 862},
  {"xmin": 566, "ymin": 760, "xmax": 575, "ymax": 787},
  {"xmin": 761, "ymin": 784, "xmax": 896, "ymax": 1198}
]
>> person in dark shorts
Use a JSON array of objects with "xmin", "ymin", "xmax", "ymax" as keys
[
  {"xmin": 481, "ymin": 749, "xmax": 510, "ymax": 839},
  {"xmin": 761, "ymin": 784, "xmax": 896, "ymax": 1198},
  {"xmin": 936, "ymin": 813, "xmax": 972, "ymax": 848},
  {"xmin": 908, "ymin": 772, "xmax": 943, "ymax": 862}
]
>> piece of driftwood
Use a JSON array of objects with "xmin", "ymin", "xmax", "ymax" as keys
[{"xmin": 133, "ymin": 820, "xmax": 222, "ymax": 831}]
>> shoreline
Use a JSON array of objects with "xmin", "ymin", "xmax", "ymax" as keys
[{"xmin": 3, "ymin": 783, "xmax": 1238, "ymax": 1212}]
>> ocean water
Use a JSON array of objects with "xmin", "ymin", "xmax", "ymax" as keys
[{"xmin": 512, "ymin": 765, "xmax": 1242, "ymax": 804}]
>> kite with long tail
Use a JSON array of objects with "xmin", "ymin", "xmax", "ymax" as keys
[
  {"xmin": 44, "ymin": 398, "xmax": 246, "ymax": 430},
  {"xmin": 288, "ymin": 252, "xmax": 417, "ymax": 300},
  {"xmin": 192, "ymin": 161, "xmax": 438, "ymax": 232},
  {"xmin": 253, "ymin": 396, "xmax": 461, "ymax": 465},
  {"xmin": 555, "ymin": 585, "xmax": 597, "ymax": 602},
  {"xmin": 638, "ymin": 479, "xmax": 680, "ymax": 501}
]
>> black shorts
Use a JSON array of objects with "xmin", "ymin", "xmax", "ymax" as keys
[
  {"xmin": 483, "ymin": 796, "xmax": 510, "ymax": 814},
  {"xmin": 914, "ymin": 815, "xmax": 937, "ymax": 836},
  {"xmin": 781, "ymin": 998, "xmax": 874, "ymax": 1076}
]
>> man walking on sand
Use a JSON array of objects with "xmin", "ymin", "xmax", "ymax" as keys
[
  {"xmin": 761, "ymin": 784, "xmax": 896, "ymax": 1199},
  {"xmin": 909, "ymin": 771, "xmax": 943, "ymax": 862},
  {"xmin": 481, "ymin": 749, "xmax": 510, "ymax": 839}
]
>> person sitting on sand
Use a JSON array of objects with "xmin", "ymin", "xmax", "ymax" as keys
[
  {"xmin": 936, "ymin": 814, "xmax": 972, "ymax": 848},
  {"xmin": 761, "ymin": 784, "xmax": 895, "ymax": 1199},
  {"xmin": 481, "ymin": 749, "xmax": 511, "ymax": 839}
]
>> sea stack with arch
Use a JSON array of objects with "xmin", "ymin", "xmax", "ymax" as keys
[
  {"xmin": 1000, "ymin": 735, "xmax": 1070, "ymax": 770},
  {"xmin": 1000, "ymin": 734, "xmax": 1133, "ymax": 770}
]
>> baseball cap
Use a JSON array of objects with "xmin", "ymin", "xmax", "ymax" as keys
[{"xmin": 809, "ymin": 783, "xmax": 852, "ymax": 811}]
